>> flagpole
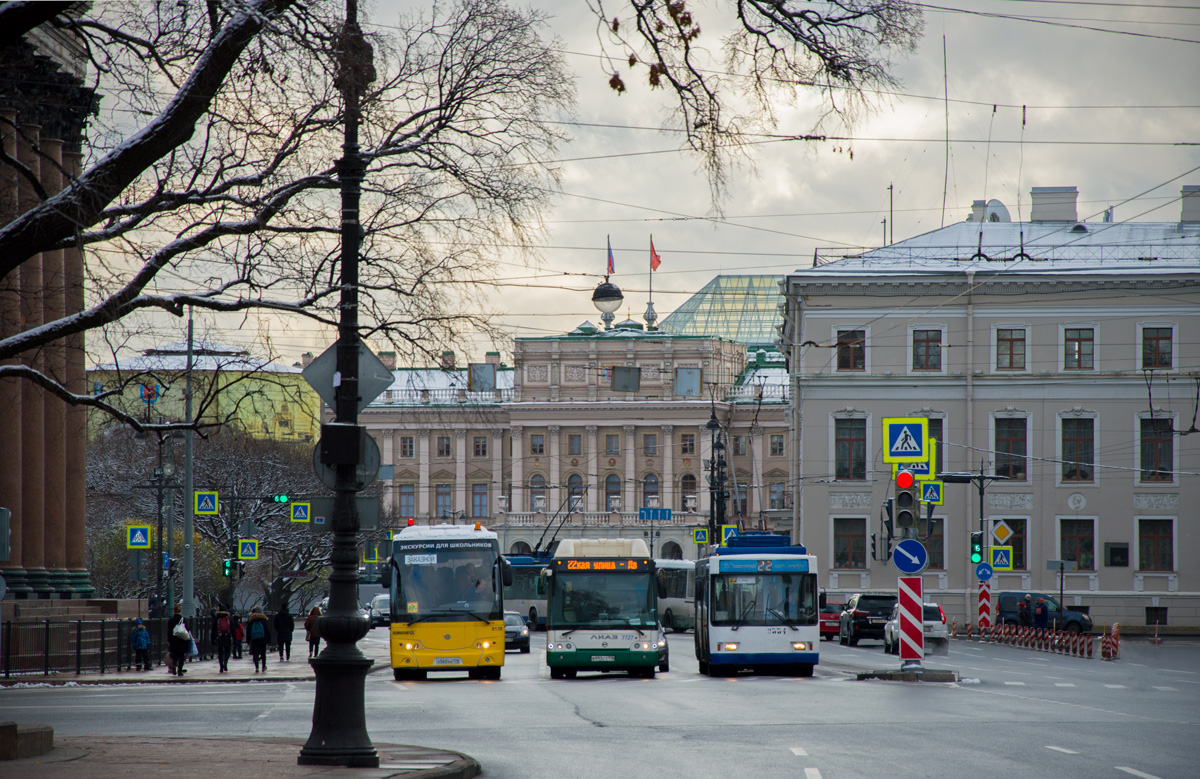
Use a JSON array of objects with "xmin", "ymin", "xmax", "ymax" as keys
[{"xmin": 648, "ymin": 233, "xmax": 653, "ymax": 306}]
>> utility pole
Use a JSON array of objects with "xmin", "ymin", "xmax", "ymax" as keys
[
  {"xmin": 182, "ymin": 309, "xmax": 195, "ymax": 619},
  {"xmin": 888, "ymin": 183, "xmax": 894, "ymax": 245},
  {"xmin": 298, "ymin": 0, "xmax": 378, "ymax": 767}
]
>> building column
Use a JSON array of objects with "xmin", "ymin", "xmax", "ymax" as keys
[
  {"xmin": 623, "ymin": 425, "xmax": 636, "ymax": 511},
  {"xmin": 750, "ymin": 427, "xmax": 764, "ymax": 520},
  {"xmin": 547, "ymin": 425, "xmax": 561, "ymax": 510},
  {"xmin": 455, "ymin": 429, "xmax": 467, "ymax": 517},
  {"xmin": 585, "ymin": 426, "xmax": 598, "ymax": 512},
  {"xmin": 0, "ymin": 111, "xmax": 27, "ymax": 596},
  {"xmin": 417, "ymin": 430, "xmax": 430, "ymax": 519},
  {"xmin": 511, "ymin": 426, "xmax": 524, "ymax": 512},
  {"xmin": 661, "ymin": 425, "xmax": 674, "ymax": 511},
  {"xmin": 491, "ymin": 428, "xmax": 504, "ymax": 515},
  {"xmin": 379, "ymin": 430, "xmax": 394, "ymax": 513},
  {"xmin": 62, "ymin": 150, "xmax": 90, "ymax": 597}
]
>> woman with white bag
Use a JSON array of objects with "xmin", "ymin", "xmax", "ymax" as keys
[{"xmin": 167, "ymin": 604, "xmax": 191, "ymax": 676}]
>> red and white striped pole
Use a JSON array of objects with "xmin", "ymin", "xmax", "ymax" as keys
[
  {"xmin": 977, "ymin": 581, "xmax": 992, "ymax": 631},
  {"xmin": 898, "ymin": 576, "xmax": 924, "ymax": 668}
]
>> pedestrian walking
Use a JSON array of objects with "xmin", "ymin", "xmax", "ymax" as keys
[
  {"xmin": 305, "ymin": 606, "xmax": 322, "ymax": 658},
  {"xmin": 213, "ymin": 606, "xmax": 233, "ymax": 672},
  {"xmin": 167, "ymin": 605, "xmax": 190, "ymax": 676},
  {"xmin": 274, "ymin": 605, "xmax": 295, "ymax": 662},
  {"xmin": 1034, "ymin": 597, "xmax": 1049, "ymax": 630},
  {"xmin": 232, "ymin": 614, "xmax": 245, "ymax": 658},
  {"xmin": 1017, "ymin": 600, "xmax": 1032, "ymax": 629},
  {"xmin": 131, "ymin": 618, "xmax": 152, "ymax": 671},
  {"xmin": 247, "ymin": 606, "xmax": 270, "ymax": 672}
]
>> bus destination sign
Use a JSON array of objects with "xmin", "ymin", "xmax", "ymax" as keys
[{"xmin": 553, "ymin": 559, "xmax": 649, "ymax": 572}]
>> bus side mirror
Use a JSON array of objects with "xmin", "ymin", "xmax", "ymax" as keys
[
  {"xmin": 500, "ymin": 556, "xmax": 513, "ymax": 588},
  {"xmin": 387, "ymin": 558, "xmax": 400, "ymax": 589},
  {"xmin": 819, "ymin": 590, "xmax": 827, "ymax": 609}
]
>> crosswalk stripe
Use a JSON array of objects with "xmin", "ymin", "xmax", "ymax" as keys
[{"xmin": 1045, "ymin": 746, "xmax": 1079, "ymax": 754}]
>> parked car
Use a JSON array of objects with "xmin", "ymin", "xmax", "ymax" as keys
[
  {"xmin": 368, "ymin": 595, "xmax": 391, "ymax": 628},
  {"xmin": 820, "ymin": 600, "xmax": 845, "ymax": 641},
  {"xmin": 882, "ymin": 602, "xmax": 948, "ymax": 654},
  {"xmin": 997, "ymin": 591, "xmax": 1092, "ymax": 633},
  {"xmin": 503, "ymin": 611, "xmax": 531, "ymax": 653},
  {"xmin": 839, "ymin": 593, "xmax": 897, "ymax": 646}
]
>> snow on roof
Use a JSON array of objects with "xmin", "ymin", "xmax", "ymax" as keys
[{"xmin": 91, "ymin": 341, "xmax": 299, "ymax": 374}]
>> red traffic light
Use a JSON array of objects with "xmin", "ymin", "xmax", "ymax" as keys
[
  {"xmin": 896, "ymin": 470, "xmax": 915, "ymax": 489},
  {"xmin": 406, "ymin": 518, "xmax": 416, "ymax": 526}
]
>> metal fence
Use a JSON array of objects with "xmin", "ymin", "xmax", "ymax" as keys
[{"xmin": 1, "ymin": 616, "xmax": 218, "ymax": 678}]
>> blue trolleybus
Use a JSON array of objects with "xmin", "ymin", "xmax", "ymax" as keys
[{"xmin": 695, "ymin": 533, "xmax": 822, "ymax": 677}]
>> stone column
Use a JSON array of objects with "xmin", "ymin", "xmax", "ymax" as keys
[
  {"xmin": 661, "ymin": 425, "xmax": 674, "ymax": 511},
  {"xmin": 585, "ymin": 426, "xmax": 598, "ymax": 512},
  {"xmin": 379, "ymin": 430, "xmax": 394, "ymax": 513},
  {"xmin": 0, "ymin": 111, "xmax": 27, "ymax": 596},
  {"xmin": 417, "ymin": 430, "xmax": 430, "ymax": 519},
  {"xmin": 750, "ymin": 427, "xmax": 764, "ymax": 520},
  {"xmin": 63, "ymin": 150, "xmax": 91, "ymax": 597},
  {"xmin": 455, "ymin": 429, "xmax": 467, "ymax": 516},
  {"xmin": 18, "ymin": 123, "xmax": 49, "ymax": 596},
  {"xmin": 510, "ymin": 426, "xmax": 524, "ymax": 512},
  {"xmin": 623, "ymin": 425, "xmax": 636, "ymax": 512},
  {"xmin": 491, "ymin": 429, "xmax": 504, "ymax": 515},
  {"xmin": 547, "ymin": 425, "xmax": 561, "ymax": 510}
]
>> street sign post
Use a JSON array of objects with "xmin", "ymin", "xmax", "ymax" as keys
[
  {"xmin": 306, "ymin": 497, "xmax": 381, "ymax": 533},
  {"xmin": 898, "ymin": 575, "xmax": 924, "ymax": 667},
  {"xmin": 720, "ymin": 525, "xmax": 738, "ymax": 545},
  {"xmin": 127, "ymin": 525, "xmax": 152, "ymax": 549},
  {"xmin": 194, "ymin": 491, "xmax": 219, "ymax": 515},
  {"xmin": 978, "ymin": 582, "xmax": 992, "ymax": 629},
  {"xmin": 312, "ymin": 435, "xmax": 381, "ymax": 491},
  {"xmin": 881, "ymin": 418, "xmax": 929, "ymax": 464},
  {"xmin": 892, "ymin": 538, "xmax": 929, "ymax": 575},
  {"xmin": 991, "ymin": 519, "xmax": 1014, "ymax": 545},
  {"xmin": 891, "ymin": 439, "xmax": 937, "ymax": 481},
  {"xmin": 638, "ymin": 507, "xmax": 672, "ymax": 522}
]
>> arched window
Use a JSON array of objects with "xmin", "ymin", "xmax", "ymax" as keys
[
  {"xmin": 510, "ymin": 541, "xmax": 532, "ymax": 555},
  {"xmin": 660, "ymin": 541, "xmax": 683, "ymax": 560},
  {"xmin": 604, "ymin": 474, "xmax": 622, "ymax": 512},
  {"xmin": 529, "ymin": 473, "xmax": 547, "ymax": 512},
  {"xmin": 567, "ymin": 473, "xmax": 584, "ymax": 511},
  {"xmin": 642, "ymin": 473, "xmax": 660, "ymax": 507},
  {"xmin": 680, "ymin": 473, "xmax": 698, "ymax": 511}
]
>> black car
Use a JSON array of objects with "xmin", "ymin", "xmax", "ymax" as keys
[
  {"xmin": 839, "ymin": 593, "xmax": 898, "ymax": 646},
  {"xmin": 504, "ymin": 611, "xmax": 531, "ymax": 653}
]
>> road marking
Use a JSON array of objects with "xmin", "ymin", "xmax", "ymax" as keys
[
  {"xmin": 1104, "ymin": 684, "xmax": 1127, "ymax": 689},
  {"xmin": 1162, "ymin": 668, "xmax": 1196, "ymax": 674},
  {"xmin": 1152, "ymin": 686, "xmax": 1178, "ymax": 692},
  {"xmin": 789, "ymin": 747, "xmax": 808, "ymax": 756},
  {"xmin": 804, "ymin": 769, "xmax": 822, "ymax": 779},
  {"xmin": 1004, "ymin": 681, "xmax": 1025, "ymax": 686},
  {"xmin": 1045, "ymin": 746, "xmax": 1079, "ymax": 754},
  {"xmin": 1054, "ymin": 683, "xmax": 1076, "ymax": 688},
  {"xmin": 1115, "ymin": 767, "xmax": 1161, "ymax": 779}
]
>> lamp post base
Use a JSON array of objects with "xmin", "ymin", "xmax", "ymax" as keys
[{"xmin": 297, "ymin": 652, "xmax": 379, "ymax": 767}]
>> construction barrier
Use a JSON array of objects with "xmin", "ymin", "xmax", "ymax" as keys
[
  {"xmin": 1102, "ymin": 623, "xmax": 1121, "ymax": 661},
  {"xmin": 971, "ymin": 622, "xmax": 1094, "ymax": 658}
]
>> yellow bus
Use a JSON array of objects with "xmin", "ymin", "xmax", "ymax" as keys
[{"xmin": 386, "ymin": 523, "xmax": 512, "ymax": 680}]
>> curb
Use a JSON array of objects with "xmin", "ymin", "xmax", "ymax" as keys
[{"xmin": 856, "ymin": 668, "xmax": 958, "ymax": 683}]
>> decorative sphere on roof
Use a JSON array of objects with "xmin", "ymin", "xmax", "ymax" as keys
[{"xmin": 591, "ymin": 281, "xmax": 623, "ymax": 314}]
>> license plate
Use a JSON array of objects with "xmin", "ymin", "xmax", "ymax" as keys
[
  {"xmin": 593, "ymin": 655, "xmax": 615, "ymax": 662},
  {"xmin": 870, "ymin": 618, "xmax": 884, "ymax": 624},
  {"xmin": 432, "ymin": 657, "xmax": 462, "ymax": 666}
]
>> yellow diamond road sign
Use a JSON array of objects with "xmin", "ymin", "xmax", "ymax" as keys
[{"xmin": 992, "ymin": 519, "xmax": 1014, "ymax": 545}]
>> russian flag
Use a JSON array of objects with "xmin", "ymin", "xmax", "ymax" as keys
[{"xmin": 607, "ymin": 236, "xmax": 615, "ymax": 275}]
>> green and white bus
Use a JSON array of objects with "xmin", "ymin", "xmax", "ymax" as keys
[{"xmin": 545, "ymin": 538, "xmax": 668, "ymax": 679}]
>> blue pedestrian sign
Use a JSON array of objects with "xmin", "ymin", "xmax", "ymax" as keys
[
  {"xmin": 721, "ymin": 525, "xmax": 738, "ymax": 545},
  {"xmin": 990, "ymin": 546, "xmax": 1014, "ymax": 571},
  {"xmin": 921, "ymin": 481, "xmax": 944, "ymax": 505},
  {"xmin": 892, "ymin": 538, "xmax": 928, "ymax": 574},
  {"xmin": 976, "ymin": 562, "xmax": 994, "ymax": 581},
  {"xmin": 881, "ymin": 418, "xmax": 929, "ymax": 464},
  {"xmin": 290, "ymin": 502, "xmax": 310, "ymax": 523},
  {"xmin": 238, "ymin": 539, "xmax": 259, "ymax": 560},
  {"xmin": 194, "ymin": 491, "xmax": 219, "ymax": 515},
  {"xmin": 693, "ymin": 528, "xmax": 710, "ymax": 544},
  {"xmin": 126, "ymin": 525, "xmax": 152, "ymax": 549},
  {"xmin": 638, "ymin": 507, "xmax": 672, "ymax": 522}
]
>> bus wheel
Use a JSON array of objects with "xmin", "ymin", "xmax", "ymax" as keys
[
  {"xmin": 529, "ymin": 608, "xmax": 539, "ymax": 630},
  {"xmin": 563, "ymin": 669, "xmax": 577, "ymax": 679},
  {"xmin": 697, "ymin": 659, "xmax": 709, "ymax": 675},
  {"xmin": 485, "ymin": 667, "xmax": 501, "ymax": 680},
  {"xmin": 550, "ymin": 667, "xmax": 564, "ymax": 680},
  {"xmin": 659, "ymin": 658, "xmax": 670, "ymax": 673},
  {"xmin": 797, "ymin": 663, "xmax": 814, "ymax": 678},
  {"xmin": 663, "ymin": 610, "xmax": 674, "ymax": 632}
]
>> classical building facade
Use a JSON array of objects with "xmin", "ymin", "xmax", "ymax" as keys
[{"xmin": 781, "ymin": 186, "xmax": 1200, "ymax": 628}]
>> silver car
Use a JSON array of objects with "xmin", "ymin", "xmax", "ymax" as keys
[{"xmin": 882, "ymin": 602, "xmax": 948, "ymax": 654}]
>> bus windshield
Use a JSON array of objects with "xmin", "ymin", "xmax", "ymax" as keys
[
  {"xmin": 711, "ymin": 573, "xmax": 818, "ymax": 627},
  {"xmin": 393, "ymin": 539, "xmax": 501, "ymax": 623},
  {"xmin": 551, "ymin": 572, "xmax": 656, "ymax": 629}
]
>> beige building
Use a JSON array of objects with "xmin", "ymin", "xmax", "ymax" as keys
[{"xmin": 781, "ymin": 186, "xmax": 1200, "ymax": 629}]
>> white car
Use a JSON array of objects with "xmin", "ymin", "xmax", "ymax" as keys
[{"xmin": 882, "ymin": 602, "xmax": 948, "ymax": 654}]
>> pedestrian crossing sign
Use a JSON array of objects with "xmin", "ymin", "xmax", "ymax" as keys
[
  {"xmin": 290, "ymin": 502, "xmax": 310, "ymax": 523},
  {"xmin": 921, "ymin": 481, "xmax": 944, "ymax": 505},
  {"xmin": 238, "ymin": 539, "xmax": 259, "ymax": 560},
  {"xmin": 990, "ymin": 546, "xmax": 1013, "ymax": 571},
  {"xmin": 721, "ymin": 525, "xmax": 738, "ymax": 546},
  {"xmin": 693, "ymin": 528, "xmax": 710, "ymax": 544},
  {"xmin": 881, "ymin": 418, "xmax": 929, "ymax": 464},
  {"xmin": 194, "ymin": 491, "xmax": 219, "ymax": 515},
  {"xmin": 126, "ymin": 525, "xmax": 152, "ymax": 549}
]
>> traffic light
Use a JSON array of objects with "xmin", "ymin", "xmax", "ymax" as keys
[
  {"xmin": 870, "ymin": 533, "xmax": 878, "ymax": 561},
  {"xmin": 268, "ymin": 494, "xmax": 289, "ymax": 504},
  {"xmin": 222, "ymin": 558, "xmax": 233, "ymax": 577},
  {"xmin": 970, "ymin": 531, "xmax": 984, "ymax": 564},
  {"xmin": 237, "ymin": 560, "xmax": 246, "ymax": 579},
  {"xmin": 894, "ymin": 470, "xmax": 919, "ymax": 529}
]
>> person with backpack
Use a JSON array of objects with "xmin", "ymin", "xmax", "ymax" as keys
[
  {"xmin": 305, "ymin": 606, "xmax": 322, "ymax": 658},
  {"xmin": 232, "ymin": 614, "xmax": 245, "ymax": 659},
  {"xmin": 247, "ymin": 606, "xmax": 271, "ymax": 672},
  {"xmin": 273, "ymin": 604, "xmax": 295, "ymax": 662},
  {"xmin": 131, "ymin": 618, "xmax": 153, "ymax": 671},
  {"xmin": 213, "ymin": 606, "xmax": 233, "ymax": 672}
]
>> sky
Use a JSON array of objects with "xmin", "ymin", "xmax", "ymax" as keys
[{"xmin": 105, "ymin": 0, "xmax": 1200, "ymax": 367}]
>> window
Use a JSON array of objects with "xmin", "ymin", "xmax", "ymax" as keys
[
  {"xmin": 435, "ymin": 484, "xmax": 452, "ymax": 517},
  {"xmin": 769, "ymin": 482, "xmax": 786, "ymax": 510},
  {"xmin": 731, "ymin": 486, "xmax": 747, "ymax": 516},
  {"xmin": 996, "ymin": 328, "xmax": 1026, "ymax": 370},
  {"xmin": 605, "ymin": 434, "xmax": 620, "ymax": 455},
  {"xmin": 642, "ymin": 473, "xmax": 659, "ymax": 507},
  {"xmin": 528, "ymin": 474, "xmax": 547, "ymax": 511},
  {"xmin": 397, "ymin": 484, "xmax": 415, "ymax": 517},
  {"xmin": 926, "ymin": 418, "xmax": 944, "ymax": 475},
  {"xmin": 770, "ymin": 434, "xmax": 784, "ymax": 457},
  {"xmin": 926, "ymin": 521, "xmax": 944, "ymax": 570},
  {"xmin": 568, "ymin": 434, "xmax": 582, "ymax": 456},
  {"xmin": 994, "ymin": 418, "xmax": 1027, "ymax": 481},
  {"xmin": 836, "ymin": 329, "xmax": 865, "ymax": 370},
  {"xmin": 604, "ymin": 474, "xmax": 622, "ymax": 511},
  {"xmin": 679, "ymin": 433, "xmax": 695, "ymax": 455},
  {"xmin": 731, "ymin": 435, "xmax": 746, "ymax": 456},
  {"xmin": 834, "ymin": 418, "xmax": 866, "ymax": 480},
  {"xmin": 1061, "ymin": 418, "xmax": 1094, "ymax": 481},
  {"xmin": 471, "ymin": 484, "xmax": 488, "ymax": 518},
  {"xmin": 1060, "ymin": 519, "xmax": 1095, "ymax": 571},
  {"xmin": 833, "ymin": 518, "xmax": 866, "ymax": 569},
  {"xmin": 473, "ymin": 436, "xmax": 488, "ymax": 458},
  {"xmin": 1005, "ymin": 519, "xmax": 1028, "ymax": 570},
  {"xmin": 1140, "ymin": 418, "xmax": 1173, "ymax": 482},
  {"xmin": 1065, "ymin": 328, "xmax": 1094, "ymax": 370},
  {"xmin": 399, "ymin": 436, "xmax": 415, "ymax": 458},
  {"xmin": 912, "ymin": 329, "xmax": 942, "ymax": 371},
  {"xmin": 567, "ymin": 474, "xmax": 584, "ymax": 507},
  {"xmin": 680, "ymin": 473, "xmax": 698, "ymax": 505},
  {"xmin": 530, "ymin": 434, "xmax": 544, "ymax": 456},
  {"xmin": 1138, "ymin": 519, "xmax": 1173, "ymax": 571},
  {"xmin": 1142, "ymin": 326, "xmax": 1172, "ymax": 369},
  {"xmin": 436, "ymin": 436, "xmax": 451, "ymax": 458},
  {"xmin": 643, "ymin": 434, "xmax": 658, "ymax": 456}
]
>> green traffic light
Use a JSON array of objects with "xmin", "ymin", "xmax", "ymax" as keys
[
  {"xmin": 970, "ymin": 531, "xmax": 983, "ymax": 564},
  {"xmin": 272, "ymin": 494, "xmax": 289, "ymax": 503}
]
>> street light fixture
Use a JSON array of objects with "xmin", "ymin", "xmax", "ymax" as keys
[{"xmin": 591, "ymin": 279, "xmax": 623, "ymax": 330}]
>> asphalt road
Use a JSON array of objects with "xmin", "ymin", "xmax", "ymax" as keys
[{"xmin": 3, "ymin": 628, "xmax": 1197, "ymax": 779}]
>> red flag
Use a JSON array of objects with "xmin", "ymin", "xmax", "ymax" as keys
[
  {"xmin": 650, "ymin": 239, "xmax": 661, "ymax": 271},
  {"xmin": 607, "ymin": 236, "xmax": 615, "ymax": 275}
]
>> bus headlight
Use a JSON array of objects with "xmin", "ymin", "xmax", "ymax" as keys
[
  {"xmin": 632, "ymin": 641, "xmax": 654, "ymax": 651},
  {"xmin": 403, "ymin": 642, "xmax": 420, "ymax": 651},
  {"xmin": 722, "ymin": 643, "xmax": 739, "ymax": 652},
  {"xmin": 475, "ymin": 641, "xmax": 492, "ymax": 649},
  {"xmin": 792, "ymin": 642, "xmax": 808, "ymax": 651},
  {"xmin": 551, "ymin": 642, "xmax": 575, "ymax": 651}
]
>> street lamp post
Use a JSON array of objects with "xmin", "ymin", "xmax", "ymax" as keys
[{"xmin": 706, "ymin": 410, "xmax": 727, "ymax": 543}]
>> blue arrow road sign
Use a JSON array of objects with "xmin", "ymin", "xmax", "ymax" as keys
[
  {"xmin": 976, "ymin": 562, "xmax": 994, "ymax": 581},
  {"xmin": 638, "ymin": 507, "xmax": 672, "ymax": 522},
  {"xmin": 892, "ymin": 538, "xmax": 929, "ymax": 574}
]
